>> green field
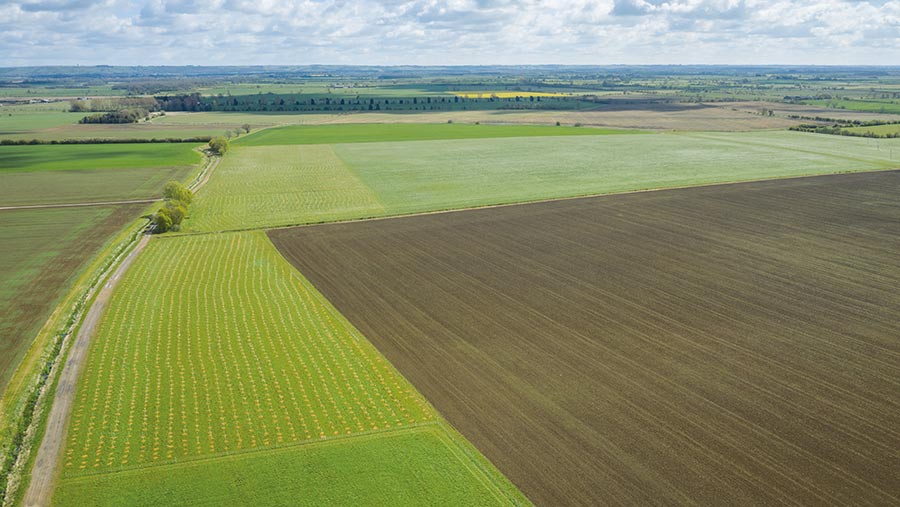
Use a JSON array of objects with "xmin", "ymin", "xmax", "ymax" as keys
[
  {"xmin": 56, "ymin": 232, "xmax": 525, "ymax": 505},
  {"xmin": 0, "ymin": 205, "xmax": 143, "ymax": 390},
  {"xmin": 846, "ymin": 124, "xmax": 900, "ymax": 136},
  {"xmin": 806, "ymin": 99, "xmax": 900, "ymax": 114},
  {"xmin": 0, "ymin": 86, "xmax": 123, "ymax": 98},
  {"xmin": 0, "ymin": 143, "xmax": 200, "ymax": 172},
  {"xmin": 1, "ymin": 166, "xmax": 197, "ymax": 207},
  {"xmin": 0, "ymin": 143, "xmax": 201, "ymax": 206},
  {"xmin": 55, "ymin": 425, "xmax": 512, "ymax": 507},
  {"xmin": 234, "ymin": 123, "xmax": 636, "ymax": 146},
  {"xmin": 0, "ymin": 111, "xmax": 85, "ymax": 134},
  {"xmin": 185, "ymin": 131, "xmax": 899, "ymax": 232}
]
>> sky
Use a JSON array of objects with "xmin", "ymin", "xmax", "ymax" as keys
[{"xmin": 1, "ymin": 0, "xmax": 899, "ymax": 66}]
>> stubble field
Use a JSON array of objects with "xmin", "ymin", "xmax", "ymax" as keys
[{"xmin": 270, "ymin": 170, "xmax": 900, "ymax": 506}]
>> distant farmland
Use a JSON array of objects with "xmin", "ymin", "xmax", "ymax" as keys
[{"xmin": 270, "ymin": 170, "xmax": 900, "ymax": 506}]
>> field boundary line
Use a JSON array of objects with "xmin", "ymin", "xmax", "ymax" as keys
[
  {"xmin": 56, "ymin": 421, "xmax": 526, "ymax": 505},
  {"xmin": 428, "ymin": 423, "xmax": 530, "ymax": 506},
  {"xmin": 59, "ymin": 422, "xmax": 442, "ymax": 483}
]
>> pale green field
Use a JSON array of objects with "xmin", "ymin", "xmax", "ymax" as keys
[
  {"xmin": 56, "ymin": 232, "xmax": 526, "ymax": 505},
  {"xmin": 152, "ymin": 111, "xmax": 336, "ymax": 128},
  {"xmin": 0, "ymin": 111, "xmax": 84, "ymax": 134},
  {"xmin": 0, "ymin": 86, "xmax": 122, "ymax": 98},
  {"xmin": 234, "ymin": 123, "xmax": 635, "ymax": 146},
  {"xmin": 846, "ymin": 124, "xmax": 900, "ymax": 136},
  {"xmin": 185, "ymin": 131, "xmax": 899, "ymax": 233}
]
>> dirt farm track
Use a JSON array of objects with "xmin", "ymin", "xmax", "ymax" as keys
[{"xmin": 270, "ymin": 170, "xmax": 900, "ymax": 506}]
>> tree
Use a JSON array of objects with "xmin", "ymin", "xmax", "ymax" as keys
[
  {"xmin": 166, "ymin": 203, "xmax": 187, "ymax": 225},
  {"xmin": 241, "ymin": 123, "xmax": 251, "ymax": 134},
  {"xmin": 69, "ymin": 100, "xmax": 89, "ymax": 112},
  {"xmin": 163, "ymin": 181, "xmax": 192, "ymax": 204},
  {"xmin": 152, "ymin": 210, "xmax": 173, "ymax": 233},
  {"xmin": 208, "ymin": 136, "xmax": 229, "ymax": 155}
]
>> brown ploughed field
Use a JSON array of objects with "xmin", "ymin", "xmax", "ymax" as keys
[{"xmin": 269, "ymin": 170, "xmax": 900, "ymax": 506}]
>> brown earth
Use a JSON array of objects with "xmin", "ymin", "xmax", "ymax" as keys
[{"xmin": 270, "ymin": 171, "xmax": 900, "ymax": 506}]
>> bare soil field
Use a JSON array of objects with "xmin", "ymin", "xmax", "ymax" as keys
[{"xmin": 270, "ymin": 170, "xmax": 900, "ymax": 506}]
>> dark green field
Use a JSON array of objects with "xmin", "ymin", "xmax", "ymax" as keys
[
  {"xmin": 0, "ymin": 144, "xmax": 200, "ymax": 172},
  {"xmin": 271, "ymin": 170, "xmax": 900, "ymax": 506},
  {"xmin": 0, "ymin": 143, "xmax": 200, "ymax": 206}
]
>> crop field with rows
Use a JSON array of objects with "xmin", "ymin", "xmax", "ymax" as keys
[
  {"xmin": 187, "ymin": 145, "xmax": 386, "ymax": 232},
  {"xmin": 55, "ymin": 231, "xmax": 526, "ymax": 505}
]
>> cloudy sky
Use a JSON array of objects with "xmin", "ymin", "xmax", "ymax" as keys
[{"xmin": 1, "ymin": 0, "xmax": 898, "ymax": 66}]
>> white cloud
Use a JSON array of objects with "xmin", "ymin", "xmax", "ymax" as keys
[{"xmin": 0, "ymin": 0, "xmax": 898, "ymax": 65}]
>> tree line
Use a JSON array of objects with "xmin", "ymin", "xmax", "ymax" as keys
[
  {"xmin": 789, "ymin": 123, "xmax": 900, "ymax": 138},
  {"xmin": 150, "ymin": 138, "xmax": 227, "ymax": 233},
  {"xmin": 154, "ymin": 92, "xmax": 594, "ymax": 113},
  {"xmin": 152, "ymin": 181, "xmax": 193, "ymax": 233},
  {"xmin": 0, "ymin": 137, "xmax": 212, "ymax": 145},
  {"xmin": 78, "ymin": 108, "xmax": 150, "ymax": 124}
]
